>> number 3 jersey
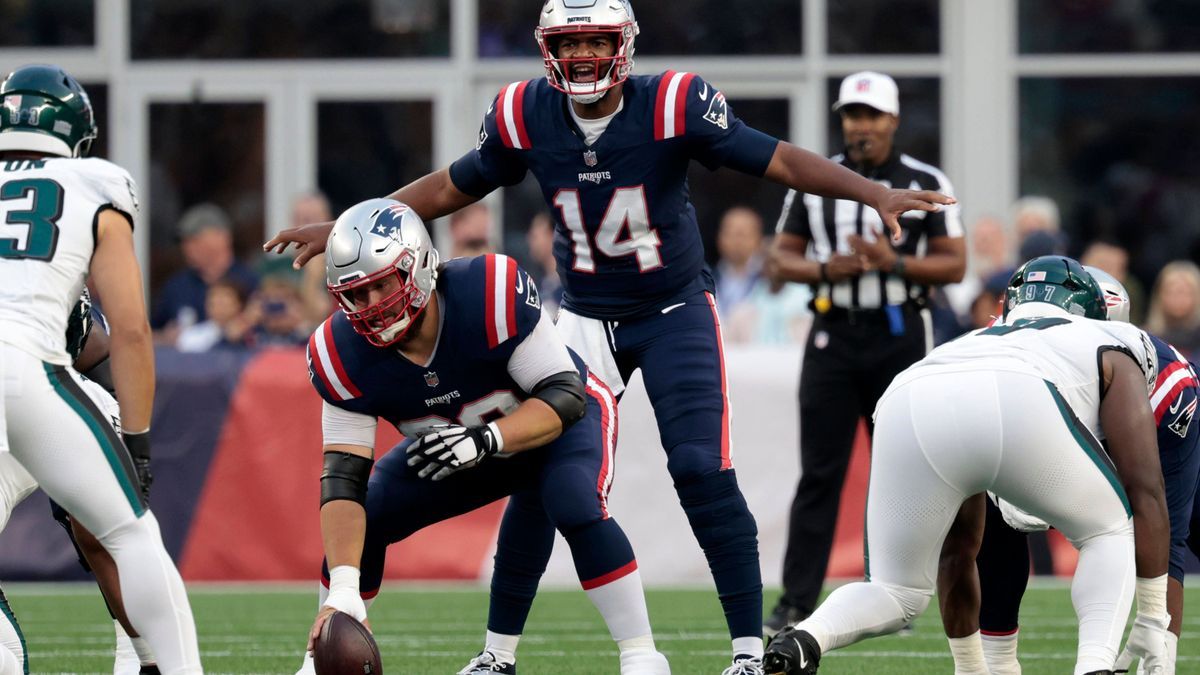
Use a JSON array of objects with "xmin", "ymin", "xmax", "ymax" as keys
[
  {"xmin": 885, "ymin": 309, "xmax": 1157, "ymax": 442},
  {"xmin": 449, "ymin": 73, "xmax": 780, "ymax": 320},
  {"xmin": 307, "ymin": 254, "xmax": 587, "ymax": 442},
  {"xmin": 0, "ymin": 157, "xmax": 139, "ymax": 365}
]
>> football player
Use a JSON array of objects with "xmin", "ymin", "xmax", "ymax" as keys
[
  {"xmin": 762, "ymin": 257, "xmax": 1170, "ymax": 675},
  {"xmin": 937, "ymin": 267, "xmax": 1199, "ymax": 675},
  {"xmin": 266, "ymin": 2, "xmax": 954, "ymax": 673},
  {"xmin": 303, "ymin": 199, "xmax": 670, "ymax": 674},
  {"xmin": 0, "ymin": 65, "xmax": 201, "ymax": 673}
]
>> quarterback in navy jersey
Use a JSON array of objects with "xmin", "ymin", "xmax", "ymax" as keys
[
  {"xmin": 267, "ymin": 2, "xmax": 953, "ymax": 671},
  {"xmin": 936, "ymin": 268, "xmax": 1200, "ymax": 675},
  {"xmin": 300, "ymin": 199, "xmax": 671, "ymax": 675}
]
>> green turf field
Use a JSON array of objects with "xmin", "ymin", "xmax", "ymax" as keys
[{"xmin": 7, "ymin": 582, "xmax": 1199, "ymax": 674}]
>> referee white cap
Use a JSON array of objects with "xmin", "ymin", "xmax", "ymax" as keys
[{"xmin": 833, "ymin": 71, "xmax": 899, "ymax": 116}]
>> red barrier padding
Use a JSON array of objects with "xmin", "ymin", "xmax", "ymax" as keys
[{"xmin": 179, "ymin": 347, "xmax": 506, "ymax": 581}]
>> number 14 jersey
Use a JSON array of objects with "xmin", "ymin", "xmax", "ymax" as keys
[
  {"xmin": 0, "ymin": 157, "xmax": 138, "ymax": 365},
  {"xmin": 449, "ymin": 72, "xmax": 780, "ymax": 320}
]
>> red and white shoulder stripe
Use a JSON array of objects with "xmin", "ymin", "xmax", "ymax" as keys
[
  {"xmin": 654, "ymin": 70, "xmax": 696, "ymax": 141},
  {"xmin": 484, "ymin": 254, "xmax": 520, "ymax": 349},
  {"xmin": 495, "ymin": 81, "xmax": 533, "ymax": 150},
  {"xmin": 1151, "ymin": 358, "xmax": 1199, "ymax": 423},
  {"xmin": 308, "ymin": 319, "xmax": 363, "ymax": 402}
]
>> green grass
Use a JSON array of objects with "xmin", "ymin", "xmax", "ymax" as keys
[{"xmin": 7, "ymin": 582, "xmax": 1200, "ymax": 674}]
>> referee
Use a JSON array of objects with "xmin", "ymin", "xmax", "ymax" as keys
[{"xmin": 764, "ymin": 71, "xmax": 967, "ymax": 635}]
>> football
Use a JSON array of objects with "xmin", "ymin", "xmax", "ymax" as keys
[{"xmin": 313, "ymin": 611, "xmax": 382, "ymax": 675}]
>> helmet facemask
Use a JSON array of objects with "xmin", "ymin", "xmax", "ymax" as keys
[
  {"xmin": 536, "ymin": 22, "xmax": 637, "ymax": 104},
  {"xmin": 330, "ymin": 247, "xmax": 433, "ymax": 348}
]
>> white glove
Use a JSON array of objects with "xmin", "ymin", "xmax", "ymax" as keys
[
  {"xmin": 322, "ymin": 565, "xmax": 367, "ymax": 622},
  {"xmin": 991, "ymin": 493, "xmax": 1049, "ymax": 533},
  {"xmin": 406, "ymin": 422, "xmax": 503, "ymax": 481},
  {"xmin": 1115, "ymin": 613, "xmax": 1171, "ymax": 675}
]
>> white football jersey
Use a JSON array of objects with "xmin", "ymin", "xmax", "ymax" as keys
[
  {"xmin": 885, "ymin": 304, "xmax": 1156, "ymax": 441},
  {"xmin": 0, "ymin": 157, "xmax": 139, "ymax": 365}
]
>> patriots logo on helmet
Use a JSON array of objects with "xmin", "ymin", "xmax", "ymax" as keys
[
  {"xmin": 370, "ymin": 204, "xmax": 409, "ymax": 240},
  {"xmin": 703, "ymin": 91, "xmax": 728, "ymax": 130}
]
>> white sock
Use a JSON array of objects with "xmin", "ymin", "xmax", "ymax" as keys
[
  {"xmin": 100, "ymin": 512, "xmax": 202, "ymax": 674},
  {"xmin": 948, "ymin": 631, "xmax": 989, "ymax": 675},
  {"xmin": 113, "ymin": 619, "xmax": 141, "ymax": 674},
  {"xmin": 484, "ymin": 630, "xmax": 519, "ymax": 663},
  {"xmin": 982, "ymin": 631, "xmax": 1021, "ymax": 675},
  {"xmin": 617, "ymin": 634, "xmax": 656, "ymax": 655},
  {"xmin": 1070, "ymin": 525, "xmax": 1134, "ymax": 675},
  {"xmin": 584, "ymin": 567, "xmax": 653, "ymax": 642},
  {"xmin": 732, "ymin": 636, "xmax": 763, "ymax": 659},
  {"xmin": 797, "ymin": 580, "xmax": 926, "ymax": 652}
]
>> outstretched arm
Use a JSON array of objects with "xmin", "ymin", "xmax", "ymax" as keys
[
  {"xmin": 763, "ymin": 142, "xmax": 955, "ymax": 241},
  {"xmin": 263, "ymin": 168, "xmax": 480, "ymax": 268}
]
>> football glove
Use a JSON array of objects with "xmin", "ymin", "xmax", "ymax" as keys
[
  {"xmin": 1115, "ymin": 613, "xmax": 1171, "ymax": 675},
  {"xmin": 406, "ymin": 423, "xmax": 503, "ymax": 481},
  {"xmin": 990, "ymin": 493, "xmax": 1049, "ymax": 533},
  {"xmin": 123, "ymin": 431, "xmax": 153, "ymax": 504}
]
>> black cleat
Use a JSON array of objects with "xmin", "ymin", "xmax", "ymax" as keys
[
  {"xmin": 763, "ymin": 602, "xmax": 805, "ymax": 639},
  {"xmin": 762, "ymin": 627, "xmax": 820, "ymax": 675},
  {"xmin": 139, "ymin": 667, "xmax": 162, "ymax": 675},
  {"xmin": 457, "ymin": 651, "xmax": 517, "ymax": 674}
]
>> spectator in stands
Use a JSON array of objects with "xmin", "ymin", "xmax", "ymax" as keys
[
  {"xmin": 714, "ymin": 206, "xmax": 766, "ymax": 317},
  {"xmin": 946, "ymin": 215, "xmax": 1011, "ymax": 322},
  {"xmin": 152, "ymin": 202, "xmax": 259, "ymax": 343},
  {"xmin": 1146, "ymin": 261, "xmax": 1200, "ymax": 358},
  {"xmin": 1082, "ymin": 239, "xmax": 1146, "ymax": 325},
  {"xmin": 175, "ymin": 278, "xmax": 255, "ymax": 352},
  {"xmin": 449, "ymin": 203, "xmax": 494, "ymax": 258},
  {"xmin": 251, "ymin": 275, "xmax": 310, "ymax": 348},
  {"xmin": 526, "ymin": 212, "xmax": 563, "ymax": 316},
  {"xmin": 1011, "ymin": 195, "xmax": 1060, "ymax": 247},
  {"xmin": 290, "ymin": 191, "xmax": 336, "ymax": 327}
]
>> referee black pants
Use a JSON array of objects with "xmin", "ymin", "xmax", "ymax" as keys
[{"xmin": 779, "ymin": 307, "xmax": 930, "ymax": 616}]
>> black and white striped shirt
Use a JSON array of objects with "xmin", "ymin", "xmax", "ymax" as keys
[{"xmin": 775, "ymin": 151, "xmax": 963, "ymax": 310}]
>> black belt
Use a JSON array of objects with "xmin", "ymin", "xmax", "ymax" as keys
[{"xmin": 812, "ymin": 302, "xmax": 923, "ymax": 325}]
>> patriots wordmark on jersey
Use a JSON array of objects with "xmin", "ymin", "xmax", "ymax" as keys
[{"xmin": 450, "ymin": 73, "xmax": 779, "ymax": 320}]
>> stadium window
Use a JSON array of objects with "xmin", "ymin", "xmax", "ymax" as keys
[
  {"xmin": 316, "ymin": 101, "xmax": 434, "ymax": 218},
  {"xmin": 478, "ymin": 0, "xmax": 802, "ymax": 57},
  {"xmin": 0, "ymin": 0, "xmax": 94, "ymax": 47},
  {"xmin": 824, "ymin": 76, "xmax": 941, "ymax": 168},
  {"xmin": 1019, "ymin": 0, "xmax": 1200, "ymax": 53},
  {"xmin": 148, "ymin": 102, "xmax": 265, "ymax": 296},
  {"xmin": 130, "ymin": 0, "xmax": 450, "ymax": 59},
  {"xmin": 1019, "ymin": 77, "xmax": 1200, "ymax": 287},
  {"xmin": 827, "ymin": 0, "xmax": 939, "ymax": 54}
]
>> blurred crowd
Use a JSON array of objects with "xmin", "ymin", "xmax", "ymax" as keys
[{"xmin": 150, "ymin": 191, "xmax": 1200, "ymax": 362}]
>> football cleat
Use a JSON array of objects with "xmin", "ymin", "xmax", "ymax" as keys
[
  {"xmin": 723, "ymin": 654, "xmax": 765, "ymax": 675},
  {"xmin": 762, "ymin": 628, "xmax": 820, "ymax": 675},
  {"xmin": 457, "ymin": 650, "xmax": 517, "ymax": 675},
  {"xmin": 763, "ymin": 602, "xmax": 805, "ymax": 638},
  {"xmin": 618, "ymin": 648, "xmax": 670, "ymax": 674}
]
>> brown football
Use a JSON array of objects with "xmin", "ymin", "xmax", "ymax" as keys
[{"xmin": 314, "ymin": 611, "xmax": 382, "ymax": 675}]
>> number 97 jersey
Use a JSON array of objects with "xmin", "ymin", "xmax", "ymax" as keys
[
  {"xmin": 449, "ymin": 73, "xmax": 780, "ymax": 320},
  {"xmin": 0, "ymin": 157, "xmax": 139, "ymax": 365}
]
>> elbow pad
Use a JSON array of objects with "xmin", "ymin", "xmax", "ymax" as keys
[
  {"xmin": 532, "ymin": 371, "xmax": 587, "ymax": 429},
  {"xmin": 320, "ymin": 451, "xmax": 373, "ymax": 507}
]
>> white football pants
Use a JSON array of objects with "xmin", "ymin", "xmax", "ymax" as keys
[
  {"xmin": 0, "ymin": 344, "xmax": 201, "ymax": 674},
  {"xmin": 796, "ymin": 369, "xmax": 1134, "ymax": 675}
]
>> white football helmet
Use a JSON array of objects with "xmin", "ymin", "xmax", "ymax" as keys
[
  {"xmin": 326, "ymin": 198, "xmax": 440, "ymax": 347},
  {"xmin": 535, "ymin": 0, "xmax": 639, "ymax": 104},
  {"xmin": 1084, "ymin": 265, "xmax": 1132, "ymax": 323}
]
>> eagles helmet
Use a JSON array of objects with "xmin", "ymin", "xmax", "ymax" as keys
[
  {"xmin": 326, "ymin": 198, "xmax": 440, "ymax": 348},
  {"xmin": 1083, "ymin": 265, "xmax": 1132, "ymax": 323},
  {"xmin": 1004, "ymin": 255, "xmax": 1106, "ymax": 321},
  {"xmin": 0, "ymin": 64, "xmax": 97, "ymax": 158},
  {"xmin": 536, "ymin": 0, "xmax": 639, "ymax": 104}
]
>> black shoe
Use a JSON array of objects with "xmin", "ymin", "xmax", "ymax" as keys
[
  {"xmin": 763, "ymin": 602, "xmax": 805, "ymax": 638},
  {"xmin": 139, "ymin": 667, "xmax": 161, "ymax": 675},
  {"xmin": 762, "ymin": 627, "xmax": 820, "ymax": 675}
]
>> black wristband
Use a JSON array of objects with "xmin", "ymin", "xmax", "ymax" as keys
[
  {"xmin": 819, "ymin": 262, "xmax": 830, "ymax": 284},
  {"xmin": 892, "ymin": 255, "xmax": 907, "ymax": 278},
  {"xmin": 124, "ymin": 431, "xmax": 151, "ymax": 461}
]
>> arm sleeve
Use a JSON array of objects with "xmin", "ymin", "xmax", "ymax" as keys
[
  {"xmin": 683, "ymin": 75, "xmax": 780, "ymax": 175},
  {"xmin": 775, "ymin": 188, "xmax": 811, "ymax": 238},
  {"xmin": 448, "ymin": 92, "xmax": 529, "ymax": 198},
  {"xmin": 321, "ymin": 400, "xmax": 378, "ymax": 448},
  {"xmin": 507, "ymin": 311, "xmax": 577, "ymax": 393}
]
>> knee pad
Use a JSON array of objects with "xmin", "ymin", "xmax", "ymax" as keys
[{"xmin": 675, "ymin": 470, "xmax": 759, "ymax": 543}]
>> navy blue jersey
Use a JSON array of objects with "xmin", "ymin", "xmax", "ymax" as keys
[
  {"xmin": 450, "ymin": 73, "xmax": 780, "ymax": 320},
  {"xmin": 1150, "ymin": 334, "xmax": 1199, "ymax": 457},
  {"xmin": 307, "ymin": 254, "xmax": 585, "ymax": 436}
]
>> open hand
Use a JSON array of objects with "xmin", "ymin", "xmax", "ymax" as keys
[
  {"xmin": 872, "ymin": 188, "xmax": 955, "ymax": 241},
  {"xmin": 263, "ymin": 221, "xmax": 335, "ymax": 269}
]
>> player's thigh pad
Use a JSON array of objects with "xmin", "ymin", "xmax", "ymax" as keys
[
  {"xmin": 556, "ymin": 308, "xmax": 624, "ymax": 396},
  {"xmin": 989, "ymin": 372, "xmax": 1131, "ymax": 544},
  {"xmin": 1, "ymin": 347, "xmax": 142, "ymax": 538}
]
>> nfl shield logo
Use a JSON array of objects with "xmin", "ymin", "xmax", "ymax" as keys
[
  {"xmin": 583, "ymin": 150, "xmax": 598, "ymax": 167},
  {"xmin": 424, "ymin": 371, "xmax": 439, "ymax": 388}
]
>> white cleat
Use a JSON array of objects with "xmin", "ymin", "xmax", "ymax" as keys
[
  {"xmin": 722, "ymin": 654, "xmax": 765, "ymax": 675},
  {"xmin": 112, "ymin": 632, "xmax": 140, "ymax": 675},
  {"xmin": 620, "ymin": 649, "xmax": 671, "ymax": 675},
  {"xmin": 295, "ymin": 650, "xmax": 316, "ymax": 675}
]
